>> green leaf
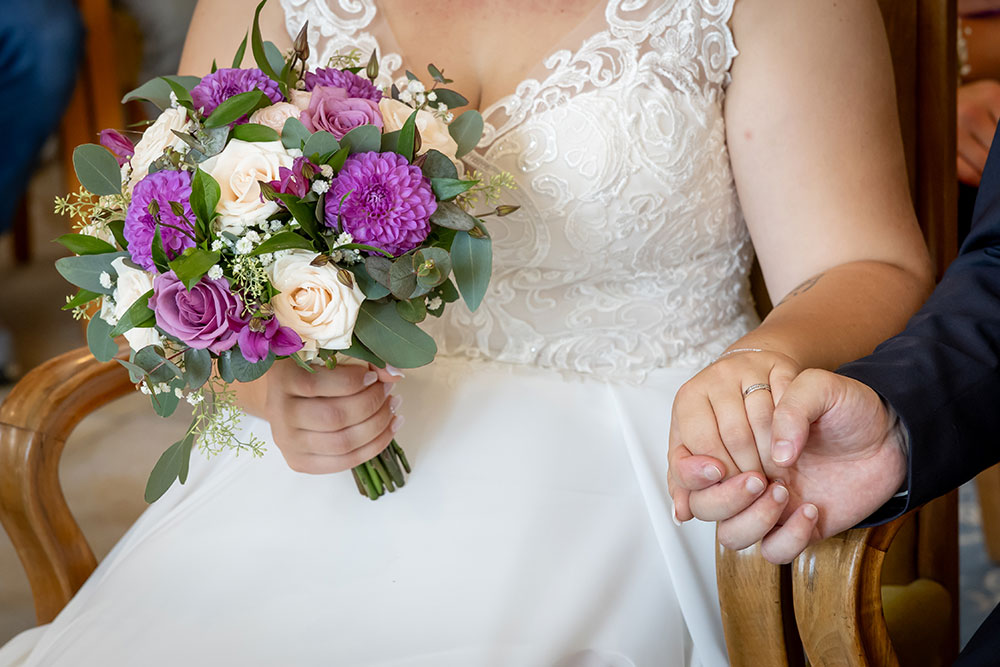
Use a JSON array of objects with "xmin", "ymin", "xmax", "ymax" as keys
[
  {"xmin": 151, "ymin": 223, "xmax": 169, "ymax": 273},
  {"xmin": 150, "ymin": 377, "xmax": 183, "ymax": 418},
  {"xmin": 62, "ymin": 288, "xmax": 102, "ymax": 311},
  {"xmin": 229, "ymin": 349, "xmax": 275, "ymax": 382},
  {"xmin": 427, "ymin": 64, "xmax": 450, "ymax": 83},
  {"xmin": 326, "ymin": 145, "xmax": 350, "ymax": 171},
  {"xmin": 251, "ymin": 230, "xmax": 316, "ymax": 255},
  {"xmin": 134, "ymin": 345, "xmax": 183, "ymax": 384},
  {"xmin": 451, "ymin": 227, "xmax": 492, "ymax": 312},
  {"xmin": 437, "ymin": 278, "xmax": 461, "ymax": 303},
  {"xmin": 448, "ymin": 110, "xmax": 484, "ymax": 158},
  {"xmin": 115, "ymin": 357, "xmax": 148, "ymax": 383},
  {"xmin": 303, "ymin": 131, "xmax": 340, "ymax": 162},
  {"xmin": 430, "ymin": 177, "xmax": 477, "ymax": 201},
  {"xmin": 289, "ymin": 352, "xmax": 318, "ymax": 373},
  {"xmin": 87, "ymin": 315, "xmax": 118, "ymax": 363},
  {"xmin": 55, "ymin": 251, "xmax": 129, "ymax": 295},
  {"xmin": 348, "ymin": 262, "xmax": 390, "ymax": 299},
  {"xmin": 420, "ymin": 149, "xmax": 458, "ymax": 180},
  {"xmin": 233, "ymin": 31, "xmax": 249, "ymax": 68},
  {"xmin": 389, "ymin": 255, "xmax": 417, "ymax": 299},
  {"xmin": 340, "ymin": 124, "xmax": 381, "ymax": 154},
  {"xmin": 109, "ymin": 289, "xmax": 156, "ymax": 337},
  {"xmin": 396, "ymin": 297, "xmax": 427, "ymax": 323},
  {"xmin": 354, "ymin": 301, "xmax": 437, "ymax": 369},
  {"xmin": 177, "ymin": 431, "xmax": 196, "ymax": 483},
  {"xmin": 108, "ymin": 219, "xmax": 128, "ymax": 250},
  {"xmin": 231, "ymin": 123, "xmax": 281, "ymax": 143},
  {"xmin": 122, "ymin": 75, "xmax": 200, "ymax": 109},
  {"xmin": 365, "ymin": 255, "xmax": 392, "ymax": 288},
  {"xmin": 161, "ymin": 77, "xmax": 195, "ymax": 110},
  {"xmin": 396, "ymin": 110, "xmax": 418, "ymax": 161},
  {"xmin": 250, "ymin": 0, "xmax": 279, "ymax": 81},
  {"xmin": 73, "ymin": 144, "xmax": 122, "ymax": 196},
  {"xmin": 341, "ymin": 336, "xmax": 386, "ymax": 368},
  {"xmin": 169, "ymin": 248, "xmax": 221, "ymax": 290},
  {"xmin": 413, "ymin": 247, "xmax": 451, "ymax": 287},
  {"xmin": 190, "ymin": 169, "xmax": 221, "ymax": 235},
  {"xmin": 145, "ymin": 436, "xmax": 192, "ymax": 503},
  {"xmin": 431, "ymin": 88, "xmax": 467, "ymax": 109},
  {"xmin": 217, "ymin": 349, "xmax": 236, "ymax": 383},
  {"xmin": 55, "ymin": 233, "xmax": 116, "ymax": 256},
  {"xmin": 275, "ymin": 193, "xmax": 323, "ymax": 242},
  {"xmin": 281, "ymin": 117, "xmax": 311, "ymax": 150},
  {"xmin": 184, "ymin": 347, "xmax": 212, "ymax": 390},
  {"xmin": 263, "ymin": 41, "xmax": 287, "ymax": 80},
  {"xmin": 205, "ymin": 89, "xmax": 269, "ymax": 128},
  {"xmin": 429, "ymin": 201, "xmax": 477, "ymax": 231}
]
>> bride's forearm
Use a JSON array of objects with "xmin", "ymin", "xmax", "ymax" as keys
[
  {"xmin": 728, "ymin": 260, "xmax": 934, "ymax": 370},
  {"xmin": 232, "ymin": 373, "xmax": 269, "ymax": 420}
]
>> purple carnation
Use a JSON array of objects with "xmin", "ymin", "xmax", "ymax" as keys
[
  {"xmin": 303, "ymin": 68, "xmax": 382, "ymax": 102},
  {"xmin": 190, "ymin": 68, "xmax": 283, "ymax": 119},
  {"xmin": 124, "ymin": 170, "xmax": 196, "ymax": 271},
  {"xmin": 238, "ymin": 316, "xmax": 303, "ymax": 363},
  {"xmin": 300, "ymin": 86, "xmax": 382, "ymax": 139},
  {"xmin": 99, "ymin": 129, "xmax": 134, "ymax": 166},
  {"xmin": 149, "ymin": 271, "xmax": 244, "ymax": 354},
  {"xmin": 325, "ymin": 152, "xmax": 436, "ymax": 256},
  {"xmin": 269, "ymin": 156, "xmax": 316, "ymax": 199}
]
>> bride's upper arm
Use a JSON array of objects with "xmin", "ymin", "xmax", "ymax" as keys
[
  {"xmin": 725, "ymin": 0, "xmax": 934, "ymax": 302},
  {"xmin": 179, "ymin": 0, "xmax": 293, "ymax": 76}
]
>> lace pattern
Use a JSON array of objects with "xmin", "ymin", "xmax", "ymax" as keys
[{"xmin": 280, "ymin": 0, "xmax": 758, "ymax": 383}]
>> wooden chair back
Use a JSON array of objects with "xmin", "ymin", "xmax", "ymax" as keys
[{"xmin": 720, "ymin": 0, "xmax": 959, "ymax": 665}]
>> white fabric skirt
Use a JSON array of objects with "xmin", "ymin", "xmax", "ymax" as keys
[{"xmin": 0, "ymin": 358, "xmax": 726, "ymax": 666}]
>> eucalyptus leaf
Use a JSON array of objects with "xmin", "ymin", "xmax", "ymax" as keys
[
  {"xmin": 55, "ymin": 233, "xmax": 116, "ymax": 256},
  {"xmin": 429, "ymin": 201, "xmax": 476, "ymax": 231},
  {"xmin": 134, "ymin": 345, "xmax": 183, "ymax": 384},
  {"xmin": 231, "ymin": 123, "xmax": 281, "ymax": 143},
  {"xmin": 115, "ymin": 357, "xmax": 148, "ymax": 383},
  {"xmin": 217, "ymin": 349, "xmax": 236, "ymax": 383},
  {"xmin": 396, "ymin": 297, "xmax": 427, "ymax": 323},
  {"xmin": 73, "ymin": 144, "xmax": 121, "ymax": 196},
  {"xmin": 55, "ymin": 251, "xmax": 129, "ymax": 295},
  {"xmin": 229, "ymin": 349, "xmax": 275, "ymax": 383},
  {"xmin": 437, "ymin": 278, "xmax": 461, "ymax": 303},
  {"xmin": 150, "ymin": 377, "xmax": 183, "ymax": 418},
  {"xmin": 281, "ymin": 117, "xmax": 311, "ymax": 150},
  {"xmin": 348, "ymin": 262, "xmax": 390, "ymax": 299},
  {"xmin": 431, "ymin": 88, "xmax": 468, "ymax": 109},
  {"xmin": 448, "ymin": 110, "xmax": 484, "ymax": 158},
  {"xmin": 413, "ymin": 247, "xmax": 452, "ymax": 287},
  {"xmin": 303, "ymin": 131, "xmax": 340, "ymax": 162},
  {"xmin": 340, "ymin": 124, "xmax": 381, "ymax": 154},
  {"xmin": 184, "ymin": 347, "xmax": 212, "ymax": 390},
  {"xmin": 109, "ymin": 289, "xmax": 156, "ymax": 337},
  {"xmin": 145, "ymin": 437, "xmax": 190, "ymax": 503},
  {"xmin": 354, "ymin": 302, "xmax": 437, "ymax": 369},
  {"xmin": 420, "ymin": 149, "xmax": 458, "ymax": 180},
  {"xmin": 251, "ymin": 230, "xmax": 316, "ymax": 255},
  {"xmin": 122, "ymin": 75, "xmax": 200, "ymax": 109},
  {"xmin": 263, "ymin": 41, "xmax": 287, "ymax": 80},
  {"xmin": 205, "ymin": 89, "xmax": 269, "ymax": 128},
  {"xmin": 169, "ymin": 248, "xmax": 221, "ymax": 290},
  {"xmin": 87, "ymin": 315, "xmax": 118, "ymax": 363},
  {"xmin": 327, "ymin": 145, "xmax": 350, "ymax": 171},
  {"xmin": 340, "ymin": 336, "xmax": 386, "ymax": 368},
  {"xmin": 389, "ymin": 255, "xmax": 417, "ymax": 299},
  {"xmin": 365, "ymin": 255, "xmax": 392, "ymax": 288},
  {"xmin": 451, "ymin": 227, "xmax": 492, "ymax": 312},
  {"xmin": 430, "ymin": 177, "xmax": 477, "ymax": 201}
]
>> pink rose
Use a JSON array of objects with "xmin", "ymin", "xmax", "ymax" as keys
[{"xmin": 300, "ymin": 85, "xmax": 383, "ymax": 139}]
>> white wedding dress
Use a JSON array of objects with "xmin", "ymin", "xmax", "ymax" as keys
[{"xmin": 0, "ymin": 1, "xmax": 758, "ymax": 664}]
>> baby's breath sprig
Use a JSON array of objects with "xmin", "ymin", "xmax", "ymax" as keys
[
  {"xmin": 326, "ymin": 48, "xmax": 362, "ymax": 69},
  {"xmin": 230, "ymin": 254, "xmax": 272, "ymax": 310},
  {"xmin": 189, "ymin": 378, "xmax": 266, "ymax": 458}
]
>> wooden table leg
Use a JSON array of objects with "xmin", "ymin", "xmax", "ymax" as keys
[{"xmin": 975, "ymin": 463, "xmax": 1000, "ymax": 563}]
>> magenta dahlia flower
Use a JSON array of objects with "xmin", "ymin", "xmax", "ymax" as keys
[
  {"xmin": 190, "ymin": 68, "xmax": 283, "ymax": 119},
  {"xmin": 124, "ymin": 170, "xmax": 196, "ymax": 271},
  {"xmin": 303, "ymin": 68, "xmax": 382, "ymax": 102},
  {"xmin": 325, "ymin": 152, "xmax": 436, "ymax": 256}
]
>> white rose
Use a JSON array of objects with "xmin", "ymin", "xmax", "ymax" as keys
[
  {"xmin": 378, "ymin": 98, "xmax": 462, "ymax": 168},
  {"xmin": 268, "ymin": 249, "xmax": 365, "ymax": 355},
  {"xmin": 110, "ymin": 257, "xmax": 161, "ymax": 351},
  {"xmin": 249, "ymin": 102, "xmax": 303, "ymax": 134},
  {"xmin": 199, "ymin": 139, "xmax": 297, "ymax": 236},
  {"xmin": 288, "ymin": 89, "xmax": 312, "ymax": 111},
  {"xmin": 127, "ymin": 108, "xmax": 191, "ymax": 194}
]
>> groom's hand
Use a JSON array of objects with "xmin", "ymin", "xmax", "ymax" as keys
[{"xmin": 670, "ymin": 369, "xmax": 908, "ymax": 564}]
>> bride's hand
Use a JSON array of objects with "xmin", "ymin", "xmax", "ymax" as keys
[
  {"xmin": 666, "ymin": 350, "xmax": 800, "ymax": 522},
  {"xmin": 261, "ymin": 361, "xmax": 404, "ymax": 474}
]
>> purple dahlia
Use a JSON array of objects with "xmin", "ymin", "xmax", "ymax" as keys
[
  {"xmin": 325, "ymin": 152, "xmax": 436, "ymax": 256},
  {"xmin": 124, "ymin": 170, "xmax": 196, "ymax": 271},
  {"xmin": 303, "ymin": 67, "xmax": 382, "ymax": 102},
  {"xmin": 190, "ymin": 68, "xmax": 283, "ymax": 119}
]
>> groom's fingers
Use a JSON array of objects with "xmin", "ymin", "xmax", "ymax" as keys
[
  {"xmin": 759, "ymin": 503, "xmax": 820, "ymax": 564},
  {"xmin": 688, "ymin": 471, "xmax": 768, "ymax": 522},
  {"xmin": 770, "ymin": 369, "xmax": 837, "ymax": 467},
  {"xmin": 717, "ymin": 481, "xmax": 790, "ymax": 550}
]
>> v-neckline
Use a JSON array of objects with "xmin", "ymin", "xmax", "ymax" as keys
[{"xmin": 368, "ymin": 0, "xmax": 611, "ymax": 118}]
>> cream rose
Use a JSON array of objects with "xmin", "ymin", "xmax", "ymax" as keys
[
  {"xmin": 110, "ymin": 257, "xmax": 161, "ymax": 351},
  {"xmin": 378, "ymin": 98, "xmax": 461, "ymax": 166},
  {"xmin": 268, "ymin": 250, "xmax": 365, "ymax": 356},
  {"xmin": 289, "ymin": 89, "xmax": 313, "ymax": 112},
  {"xmin": 199, "ymin": 139, "xmax": 298, "ymax": 235},
  {"xmin": 127, "ymin": 108, "xmax": 191, "ymax": 193},
  {"xmin": 249, "ymin": 102, "xmax": 302, "ymax": 134}
]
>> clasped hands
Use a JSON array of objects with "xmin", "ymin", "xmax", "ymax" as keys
[{"xmin": 667, "ymin": 350, "xmax": 909, "ymax": 564}]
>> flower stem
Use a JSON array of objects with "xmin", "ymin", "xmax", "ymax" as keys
[{"xmin": 349, "ymin": 440, "xmax": 411, "ymax": 500}]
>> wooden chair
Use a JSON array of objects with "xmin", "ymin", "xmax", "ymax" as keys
[{"xmin": 718, "ymin": 0, "xmax": 961, "ymax": 665}]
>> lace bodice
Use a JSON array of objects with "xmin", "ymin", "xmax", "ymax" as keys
[{"xmin": 280, "ymin": 0, "xmax": 759, "ymax": 381}]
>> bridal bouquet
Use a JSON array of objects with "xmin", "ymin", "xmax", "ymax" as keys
[{"xmin": 53, "ymin": 0, "xmax": 515, "ymax": 502}]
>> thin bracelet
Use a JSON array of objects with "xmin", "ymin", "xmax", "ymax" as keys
[{"xmin": 713, "ymin": 348, "xmax": 766, "ymax": 363}]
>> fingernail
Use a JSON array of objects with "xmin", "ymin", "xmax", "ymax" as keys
[
  {"xmin": 772, "ymin": 484, "xmax": 789, "ymax": 503},
  {"xmin": 385, "ymin": 365, "xmax": 405, "ymax": 378},
  {"xmin": 703, "ymin": 465, "xmax": 722, "ymax": 482},
  {"xmin": 389, "ymin": 395, "xmax": 403, "ymax": 413},
  {"xmin": 746, "ymin": 477, "xmax": 765, "ymax": 495},
  {"xmin": 362, "ymin": 371, "xmax": 378, "ymax": 386},
  {"xmin": 772, "ymin": 440, "xmax": 793, "ymax": 463},
  {"xmin": 390, "ymin": 415, "xmax": 405, "ymax": 433},
  {"xmin": 672, "ymin": 504, "xmax": 683, "ymax": 527},
  {"xmin": 802, "ymin": 504, "xmax": 818, "ymax": 520},
  {"xmin": 383, "ymin": 382, "xmax": 393, "ymax": 396}
]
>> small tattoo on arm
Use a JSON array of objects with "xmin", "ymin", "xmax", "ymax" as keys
[{"xmin": 776, "ymin": 273, "xmax": 824, "ymax": 307}]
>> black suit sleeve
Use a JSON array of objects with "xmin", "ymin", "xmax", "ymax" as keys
[{"xmin": 837, "ymin": 129, "xmax": 1000, "ymax": 524}]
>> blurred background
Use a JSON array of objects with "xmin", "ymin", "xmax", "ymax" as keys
[{"xmin": 0, "ymin": 0, "xmax": 999, "ymax": 655}]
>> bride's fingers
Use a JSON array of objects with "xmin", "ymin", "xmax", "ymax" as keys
[
  {"xmin": 282, "ymin": 418, "xmax": 401, "ymax": 474},
  {"xmin": 299, "ymin": 396, "xmax": 401, "ymax": 457},
  {"xmin": 743, "ymin": 389, "xmax": 774, "ymax": 467},
  {"xmin": 688, "ymin": 471, "xmax": 768, "ymax": 522},
  {"xmin": 759, "ymin": 503, "xmax": 820, "ymax": 564},
  {"xmin": 716, "ymin": 482, "xmax": 789, "ymax": 550},
  {"xmin": 286, "ymin": 381, "xmax": 392, "ymax": 431},
  {"xmin": 671, "ymin": 452, "xmax": 729, "ymax": 491},
  {"xmin": 712, "ymin": 392, "xmax": 762, "ymax": 473},
  {"xmin": 675, "ymin": 395, "xmax": 740, "ymax": 477}
]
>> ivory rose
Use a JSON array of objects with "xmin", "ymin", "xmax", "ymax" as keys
[
  {"xmin": 110, "ymin": 257, "xmax": 161, "ymax": 351},
  {"xmin": 249, "ymin": 102, "xmax": 302, "ymax": 134},
  {"xmin": 199, "ymin": 139, "xmax": 298, "ymax": 235},
  {"xmin": 127, "ymin": 107, "xmax": 191, "ymax": 193},
  {"xmin": 378, "ymin": 98, "xmax": 461, "ymax": 164},
  {"xmin": 268, "ymin": 249, "xmax": 365, "ymax": 355}
]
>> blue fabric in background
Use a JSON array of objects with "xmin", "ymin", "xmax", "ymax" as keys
[{"xmin": 0, "ymin": 1, "xmax": 83, "ymax": 233}]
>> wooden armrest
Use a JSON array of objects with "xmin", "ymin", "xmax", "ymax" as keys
[{"xmin": 0, "ymin": 343, "xmax": 132, "ymax": 624}]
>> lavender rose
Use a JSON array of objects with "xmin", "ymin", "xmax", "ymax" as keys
[
  {"xmin": 99, "ymin": 129, "xmax": 135, "ymax": 166},
  {"xmin": 300, "ymin": 86, "xmax": 382, "ymax": 139},
  {"xmin": 124, "ymin": 170, "xmax": 196, "ymax": 271},
  {"xmin": 303, "ymin": 68, "xmax": 382, "ymax": 102},
  {"xmin": 190, "ymin": 68, "xmax": 283, "ymax": 119},
  {"xmin": 325, "ymin": 152, "xmax": 436, "ymax": 256},
  {"xmin": 237, "ymin": 316, "xmax": 303, "ymax": 363},
  {"xmin": 149, "ymin": 271, "xmax": 244, "ymax": 353}
]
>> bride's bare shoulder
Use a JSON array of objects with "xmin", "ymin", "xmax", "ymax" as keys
[{"xmin": 179, "ymin": 0, "xmax": 292, "ymax": 75}]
